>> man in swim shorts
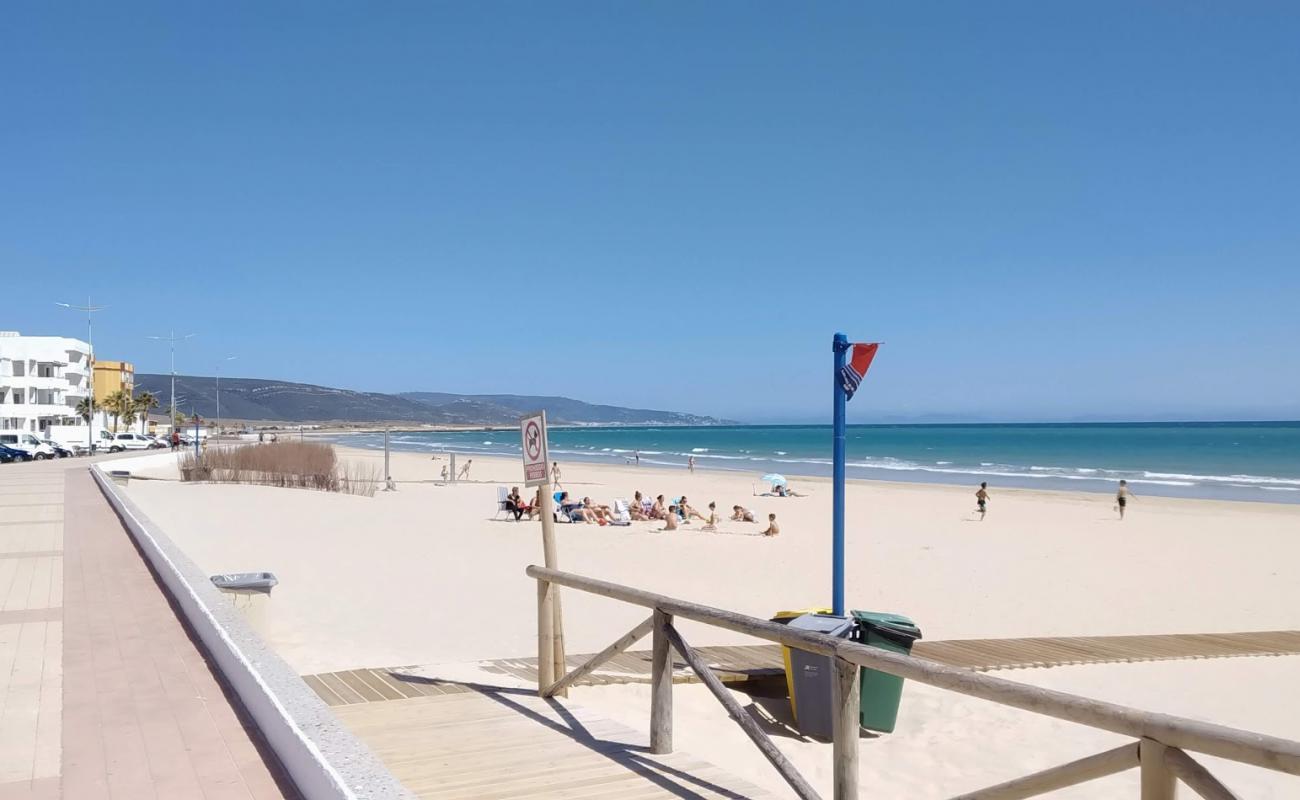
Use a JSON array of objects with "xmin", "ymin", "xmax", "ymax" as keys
[{"xmin": 976, "ymin": 482, "xmax": 990, "ymax": 521}]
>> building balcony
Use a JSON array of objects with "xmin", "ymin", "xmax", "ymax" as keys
[{"xmin": 4, "ymin": 402, "xmax": 79, "ymax": 419}]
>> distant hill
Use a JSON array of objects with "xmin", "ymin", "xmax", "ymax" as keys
[
  {"xmin": 400, "ymin": 392, "xmax": 725, "ymax": 426},
  {"xmin": 133, "ymin": 374, "xmax": 726, "ymax": 426}
]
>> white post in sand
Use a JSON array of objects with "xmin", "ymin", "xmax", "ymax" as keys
[{"xmin": 382, "ymin": 427, "xmax": 395, "ymax": 491}]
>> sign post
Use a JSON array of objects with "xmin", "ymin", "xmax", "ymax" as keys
[
  {"xmin": 521, "ymin": 411, "xmax": 566, "ymax": 695},
  {"xmin": 193, "ymin": 414, "xmax": 202, "ymax": 458}
]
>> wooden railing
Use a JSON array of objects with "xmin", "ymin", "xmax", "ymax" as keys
[{"xmin": 528, "ymin": 565, "xmax": 1300, "ymax": 800}]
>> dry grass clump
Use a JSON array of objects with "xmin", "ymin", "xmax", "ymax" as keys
[{"xmin": 180, "ymin": 442, "xmax": 378, "ymax": 497}]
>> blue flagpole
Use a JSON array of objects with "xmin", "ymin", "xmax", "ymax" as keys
[{"xmin": 832, "ymin": 332, "xmax": 849, "ymax": 616}]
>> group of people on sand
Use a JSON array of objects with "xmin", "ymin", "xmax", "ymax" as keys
[
  {"xmin": 974, "ymin": 479, "xmax": 1135, "ymax": 521},
  {"xmin": 501, "ymin": 485, "xmax": 780, "ymax": 536}
]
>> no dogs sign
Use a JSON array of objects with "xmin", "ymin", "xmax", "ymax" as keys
[{"xmin": 520, "ymin": 411, "xmax": 549, "ymax": 486}]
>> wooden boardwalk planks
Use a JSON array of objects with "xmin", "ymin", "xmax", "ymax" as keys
[
  {"xmin": 331, "ymin": 689, "xmax": 773, "ymax": 799},
  {"xmin": 306, "ymin": 630, "xmax": 1300, "ymax": 709}
]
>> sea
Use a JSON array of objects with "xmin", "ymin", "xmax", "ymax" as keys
[{"xmin": 323, "ymin": 422, "xmax": 1300, "ymax": 504}]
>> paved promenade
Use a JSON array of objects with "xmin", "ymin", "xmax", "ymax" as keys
[{"xmin": 0, "ymin": 456, "xmax": 295, "ymax": 799}]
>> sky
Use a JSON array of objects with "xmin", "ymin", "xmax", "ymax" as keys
[{"xmin": 3, "ymin": 2, "xmax": 1298, "ymax": 423}]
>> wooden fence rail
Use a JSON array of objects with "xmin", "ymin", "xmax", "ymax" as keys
[{"xmin": 529, "ymin": 564, "xmax": 1299, "ymax": 800}]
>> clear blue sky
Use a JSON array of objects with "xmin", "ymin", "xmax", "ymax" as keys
[{"xmin": 4, "ymin": 3, "xmax": 1298, "ymax": 422}]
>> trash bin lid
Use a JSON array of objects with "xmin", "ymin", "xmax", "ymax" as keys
[
  {"xmin": 787, "ymin": 613, "xmax": 855, "ymax": 638},
  {"xmin": 770, "ymin": 607, "xmax": 834, "ymax": 624},
  {"xmin": 851, "ymin": 610, "xmax": 923, "ymax": 642}
]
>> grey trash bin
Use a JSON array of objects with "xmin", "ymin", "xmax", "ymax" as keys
[{"xmin": 786, "ymin": 613, "xmax": 856, "ymax": 739}]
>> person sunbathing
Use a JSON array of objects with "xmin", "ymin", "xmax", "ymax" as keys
[
  {"xmin": 630, "ymin": 491, "xmax": 650, "ymax": 521},
  {"xmin": 583, "ymin": 497, "xmax": 617, "ymax": 525},
  {"xmin": 558, "ymin": 491, "xmax": 592, "ymax": 522},
  {"xmin": 731, "ymin": 505, "xmax": 755, "ymax": 522},
  {"xmin": 505, "ymin": 487, "xmax": 529, "ymax": 521},
  {"xmin": 701, "ymin": 502, "xmax": 720, "ymax": 532},
  {"xmin": 650, "ymin": 495, "xmax": 667, "ymax": 519},
  {"xmin": 678, "ymin": 495, "xmax": 707, "ymax": 522},
  {"xmin": 760, "ymin": 513, "xmax": 780, "ymax": 536},
  {"xmin": 659, "ymin": 506, "xmax": 680, "ymax": 531},
  {"xmin": 527, "ymin": 487, "xmax": 542, "ymax": 520}
]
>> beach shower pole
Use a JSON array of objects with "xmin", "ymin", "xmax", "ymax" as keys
[
  {"xmin": 832, "ymin": 332, "xmax": 849, "ymax": 616},
  {"xmin": 383, "ymin": 427, "xmax": 395, "ymax": 491}
]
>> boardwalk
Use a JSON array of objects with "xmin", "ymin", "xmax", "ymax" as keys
[
  {"xmin": 0, "ymin": 457, "xmax": 296, "ymax": 799},
  {"xmin": 332, "ymin": 687, "xmax": 773, "ymax": 799},
  {"xmin": 305, "ymin": 629, "xmax": 1300, "ymax": 705}
]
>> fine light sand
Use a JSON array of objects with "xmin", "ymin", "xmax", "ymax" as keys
[{"xmin": 118, "ymin": 446, "xmax": 1300, "ymax": 798}]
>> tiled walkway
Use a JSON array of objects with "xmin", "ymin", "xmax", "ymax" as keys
[
  {"xmin": 0, "ymin": 464, "xmax": 65, "ymax": 797},
  {"xmin": 0, "ymin": 457, "xmax": 296, "ymax": 799}
]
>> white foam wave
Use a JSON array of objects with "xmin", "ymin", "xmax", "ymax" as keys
[{"xmin": 1143, "ymin": 471, "xmax": 1300, "ymax": 487}]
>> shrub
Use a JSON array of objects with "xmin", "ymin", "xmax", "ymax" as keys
[{"xmin": 180, "ymin": 442, "xmax": 378, "ymax": 497}]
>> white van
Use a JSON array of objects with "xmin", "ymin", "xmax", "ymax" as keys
[
  {"xmin": 46, "ymin": 425, "xmax": 112, "ymax": 455},
  {"xmin": 108, "ymin": 432, "xmax": 156, "ymax": 452},
  {"xmin": 0, "ymin": 432, "xmax": 59, "ymax": 460}
]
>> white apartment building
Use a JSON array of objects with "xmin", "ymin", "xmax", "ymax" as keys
[{"xmin": 0, "ymin": 331, "xmax": 94, "ymax": 433}]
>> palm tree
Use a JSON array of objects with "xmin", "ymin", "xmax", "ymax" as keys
[
  {"xmin": 134, "ymin": 391, "xmax": 159, "ymax": 434},
  {"xmin": 102, "ymin": 389, "xmax": 132, "ymax": 433},
  {"xmin": 75, "ymin": 396, "xmax": 92, "ymax": 423}
]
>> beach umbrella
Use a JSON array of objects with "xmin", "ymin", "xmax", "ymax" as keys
[{"xmin": 762, "ymin": 473, "xmax": 787, "ymax": 486}]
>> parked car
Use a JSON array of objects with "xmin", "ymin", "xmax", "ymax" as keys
[
  {"xmin": 39, "ymin": 439, "xmax": 74, "ymax": 458},
  {"xmin": 107, "ymin": 432, "xmax": 156, "ymax": 452},
  {"xmin": 0, "ymin": 444, "xmax": 33, "ymax": 463},
  {"xmin": 0, "ymin": 432, "xmax": 59, "ymax": 460},
  {"xmin": 145, "ymin": 435, "xmax": 169, "ymax": 449}
]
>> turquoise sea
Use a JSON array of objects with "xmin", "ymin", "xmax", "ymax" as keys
[{"xmin": 325, "ymin": 422, "xmax": 1300, "ymax": 503}]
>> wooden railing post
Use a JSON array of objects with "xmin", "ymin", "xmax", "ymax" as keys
[
  {"xmin": 1140, "ymin": 739, "xmax": 1175, "ymax": 800},
  {"xmin": 832, "ymin": 657, "xmax": 860, "ymax": 800},
  {"xmin": 537, "ymin": 579, "xmax": 555, "ymax": 696},
  {"xmin": 651, "ymin": 609, "xmax": 673, "ymax": 754}
]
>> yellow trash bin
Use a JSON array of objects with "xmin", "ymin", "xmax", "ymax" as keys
[{"xmin": 771, "ymin": 607, "xmax": 833, "ymax": 721}]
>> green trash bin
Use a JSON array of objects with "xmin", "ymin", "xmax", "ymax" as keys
[{"xmin": 851, "ymin": 611, "xmax": 922, "ymax": 733}]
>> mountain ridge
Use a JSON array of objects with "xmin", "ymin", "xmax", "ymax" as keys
[{"xmin": 132, "ymin": 374, "xmax": 727, "ymax": 426}]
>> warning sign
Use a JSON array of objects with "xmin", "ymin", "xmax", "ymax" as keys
[{"xmin": 520, "ymin": 411, "xmax": 549, "ymax": 486}]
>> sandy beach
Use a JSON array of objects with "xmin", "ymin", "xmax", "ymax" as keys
[{"xmin": 117, "ymin": 445, "xmax": 1300, "ymax": 797}]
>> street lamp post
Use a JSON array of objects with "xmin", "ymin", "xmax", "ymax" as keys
[
  {"xmin": 55, "ymin": 298, "xmax": 107, "ymax": 454},
  {"xmin": 146, "ymin": 331, "xmax": 195, "ymax": 436},
  {"xmin": 216, "ymin": 356, "xmax": 236, "ymax": 436}
]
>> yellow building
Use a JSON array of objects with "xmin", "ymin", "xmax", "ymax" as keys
[{"xmin": 92, "ymin": 359, "xmax": 135, "ymax": 399}]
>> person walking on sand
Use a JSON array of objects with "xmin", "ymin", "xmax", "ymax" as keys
[
  {"xmin": 634, "ymin": 450, "xmax": 640, "ymax": 466},
  {"xmin": 458, "ymin": 459, "xmax": 472, "ymax": 480},
  {"xmin": 687, "ymin": 455, "xmax": 695, "ymax": 474},
  {"xmin": 550, "ymin": 461, "xmax": 562, "ymax": 488},
  {"xmin": 760, "ymin": 513, "xmax": 780, "ymax": 536},
  {"xmin": 440, "ymin": 464, "xmax": 448, "ymax": 482},
  {"xmin": 975, "ymin": 482, "xmax": 990, "ymax": 521},
  {"xmin": 1116, "ymin": 480, "xmax": 1134, "ymax": 520}
]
